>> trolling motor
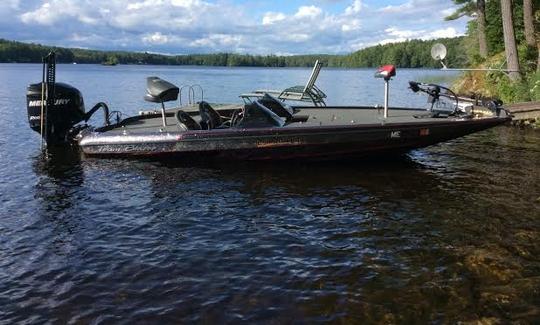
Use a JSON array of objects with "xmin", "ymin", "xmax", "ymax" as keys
[
  {"xmin": 26, "ymin": 52, "xmax": 111, "ymax": 147},
  {"xmin": 408, "ymin": 81, "xmax": 460, "ymax": 116},
  {"xmin": 374, "ymin": 65, "xmax": 396, "ymax": 119}
]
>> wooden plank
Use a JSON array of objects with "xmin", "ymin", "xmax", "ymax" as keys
[{"xmin": 506, "ymin": 101, "xmax": 540, "ymax": 113}]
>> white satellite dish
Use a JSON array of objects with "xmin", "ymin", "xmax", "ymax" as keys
[
  {"xmin": 431, "ymin": 43, "xmax": 447, "ymax": 61},
  {"xmin": 430, "ymin": 42, "xmax": 519, "ymax": 74}
]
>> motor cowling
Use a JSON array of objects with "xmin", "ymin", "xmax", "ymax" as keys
[{"xmin": 27, "ymin": 82, "xmax": 86, "ymax": 144}]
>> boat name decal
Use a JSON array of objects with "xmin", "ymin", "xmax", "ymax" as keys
[
  {"xmin": 390, "ymin": 131, "xmax": 401, "ymax": 138},
  {"xmin": 91, "ymin": 143, "xmax": 169, "ymax": 153},
  {"xmin": 255, "ymin": 137, "xmax": 304, "ymax": 148},
  {"xmin": 419, "ymin": 128, "xmax": 430, "ymax": 136}
]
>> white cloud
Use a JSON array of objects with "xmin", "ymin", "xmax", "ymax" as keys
[
  {"xmin": 427, "ymin": 27, "xmax": 459, "ymax": 39},
  {"xmin": 127, "ymin": 1, "xmax": 155, "ymax": 11},
  {"xmin": 171, "ymin": 0, "xmax": 204, "ymax": 7},
  {"xmin": 190, "ymin": 34, "xmax": 243, "ymax": 48},
  {"xmin": 282, "ymin": 33, "xmax": 311, "ymax": 43},
  {"xmin": 262, "ymin": 12, "xmax": 286, "ymax": 25},
  {"xmin": 342, "ymin": 19, "xmax": 361, "ymax": 32},
  {"xmin": 294, "ymin": 6, "xmax": 322, "ymax": 19},
  {"xmin": 20, "ymin": 0, "xmax": 99, "ymax": 25},
  {"xmin": 385, "ymin": 27, "xmax": 417, "ymax": 38},
  {"xmin": 375, "ymin": 26, "xmax": 460, "ymax": 46},
  {"xmin": 379, "ymin": 2, "xmax": 413, "ymax": 14},
  {"xmin": 441, "ymin": 7, "xmax": 455, "ymax": 17},
  {"xmin": 9, "ymin": 0, "xmax": 467, "ymax": 55},
  {"xmin": 142, "ymin": 32, "xmax": 170, "ymax": 45},
  {"xmin": 345, "ymin": 0, "xmax": 362, "ymax": 15},
  {"xmin": 20, "ymin": 2, "xmax": 57, "ymax": 25}
]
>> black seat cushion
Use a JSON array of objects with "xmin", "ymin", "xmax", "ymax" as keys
[
  {"xmin": 144, "ymin": 77, "xmax": 179, "ymax": 103},
  {"xmin": 175, "ymin": 110, "xmax": 201, "ymax": 130},
  {"xmin": 199, "ymin": 101, "xmax": 222, "ymax": 130},
  {"xmin": 258, "ymin": 93, "xmax": 294, "ymax": 121},
  {"xmin": 235, "ymin": 102, "xmax": 285, "ymax": 128}
]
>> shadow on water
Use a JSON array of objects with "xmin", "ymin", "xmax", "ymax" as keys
[
  {"xmin": 94, "ymin": 154, "xmax": 454, "ymax": 217},
  {"xmin": 98, "ymin": 149, "xmax": 540, "ymax": 321},
  {"xmin": 33, "ymin": 146, "xmax": 84, "ymax": 182},
  {"xmin": 22, "ymin": 136, "xmax": 540, "ymax": 323},
  {"xmin": 30, "ymin": 146, "xmax": 86, "ymax": 254},
  {"xmin": 32, "ymin": 145, "xmax": 84, "ymax": 210}
]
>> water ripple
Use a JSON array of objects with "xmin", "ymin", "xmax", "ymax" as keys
[{"xmin": 1, "ymin": 65, "xmax": 539, "ymax": 323}]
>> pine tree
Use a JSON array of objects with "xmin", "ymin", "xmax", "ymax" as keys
[
  {"xmin": 523, "ymin": 0, "xmax": 535, "ymax": 47},
  {"xmin": 446, "ymin": 0, "xmax": 488, "ymax": 58},
  {"xmin": 501, "ymin": 0, "xmax": 522, "ymax": 81}
]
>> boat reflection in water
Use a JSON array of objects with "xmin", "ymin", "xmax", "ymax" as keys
[{"xmin": 22, "ymin": 126, "xmax": 540, "ymax": 323}]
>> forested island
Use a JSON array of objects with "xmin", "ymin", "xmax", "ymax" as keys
[{"xmin": 0, "ymin": 37, "xmax": 466, "ymax": 69}]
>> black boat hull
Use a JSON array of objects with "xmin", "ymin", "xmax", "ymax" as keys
[{"xmin": 79, "ymin": 116, "xmax": 510, "ymax": 161}]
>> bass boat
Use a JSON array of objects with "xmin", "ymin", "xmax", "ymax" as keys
[{"xmin": 26, "ymin": 53, "xmax": 511, "ymax": 161}]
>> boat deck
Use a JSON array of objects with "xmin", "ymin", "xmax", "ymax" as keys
[{"xmin": 102, "ymin": 103, "xmax": 486, "ymax": 135}]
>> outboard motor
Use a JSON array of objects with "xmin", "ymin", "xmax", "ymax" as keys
[
  {"xmin": 27, "ymin": 82, "xmax": 86, "ymax": 144},
  {"xmin": 26, "ymin": 52, "xmax": 87, "ymax": 146}
]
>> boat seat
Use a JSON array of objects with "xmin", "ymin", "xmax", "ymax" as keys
[
  {"xmin": 199, "ymin": 101, "xmax": 223, "ymax": 130},
  {"xmin": 257, "ymin": 93, "xmax": 294, "ymax": 121},
  {"xmin": 144, "ymin": 76, "xmax": 179, "ymax": 103},
  {"xmin": 235, "ymin": 101, "xmax": 285, "ymax": 128},
  {"xmin": 175, "ymin": 110, "xmax": 201, "ymax": 130}
]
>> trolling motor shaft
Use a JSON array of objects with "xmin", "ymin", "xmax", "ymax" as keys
[{"xmin": 374, "ymin": 65, "xmax": 396, "ymax": 119}]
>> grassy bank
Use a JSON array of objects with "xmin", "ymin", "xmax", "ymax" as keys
[{"xmin": 452, "ymin": 51, "xmax": 540, "ymax": 104}]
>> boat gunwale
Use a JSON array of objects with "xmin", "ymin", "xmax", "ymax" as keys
[
  {"xmin": 80, "ymin": 115, "xmax": 511, "ymax": 147},
  {"xmin": 94, "ymin": 105, "xmax": 446, "ymax": 132}
]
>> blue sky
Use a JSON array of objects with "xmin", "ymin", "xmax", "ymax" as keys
[{"xmin": 0, "ymin": 0, "xmax": 469, "ymax": 55}]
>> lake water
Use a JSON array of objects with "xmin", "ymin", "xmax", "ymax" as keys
[{"xmin": 0, "ymin": 64, "xmax": 539, "ymax": 323}]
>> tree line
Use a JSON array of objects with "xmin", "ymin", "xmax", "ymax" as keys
[{"xmin": 0, "ymin": 37, "xmax": 467, "ymax": 68}]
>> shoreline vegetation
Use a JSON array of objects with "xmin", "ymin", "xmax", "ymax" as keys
[
  {"xmin": 0, "ymin": 37, "xmax": 466, "ymax": 68},
  {"xmin": 447, "ymin": 0, "xmax": 539, "ymax": 105}
]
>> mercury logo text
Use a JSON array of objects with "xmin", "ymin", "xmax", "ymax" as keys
[{"xmin": 28, "ymin": 99, "xmax": 71, "ymax": 107}]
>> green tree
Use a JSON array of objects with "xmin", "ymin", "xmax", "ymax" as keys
[
  {"xmin": 501, "ymin": 0, "xmax": 522, "ymax": 81},
  {"xmin": 446, "ymin": 0, "xmax": 488, "ymax": 58}
]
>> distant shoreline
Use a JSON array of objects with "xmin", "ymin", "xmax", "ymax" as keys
[
  {"xmin": 0, "ymin": 62, "xmax": 452, "ymax": 71},
  {"xmin": 0, "ymin": 37, "xmax": 467, "ymax": 69}
]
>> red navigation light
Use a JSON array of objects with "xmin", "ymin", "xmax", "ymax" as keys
[{"xmin": 374, "ymin": 65, "xmax": 396, "ymax": 80}]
